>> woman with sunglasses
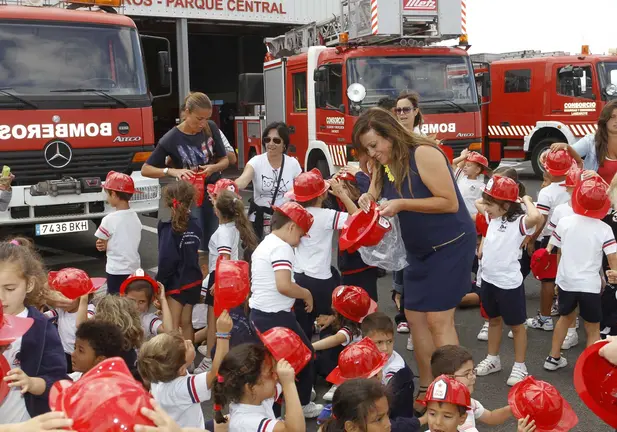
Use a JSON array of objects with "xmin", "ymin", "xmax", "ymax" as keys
[
  {"xmin": 235, "ymin": 122, "xmax": 302, "ymax": 239},
  {"xmin": 396, "ymin": 92, "xmax": 425, "ymax": 135}
]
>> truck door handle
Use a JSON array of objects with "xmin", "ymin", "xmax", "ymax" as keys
[
  {"xmin": 288, "ymin": 126, "xmax": 296, "ymax": 134},
  {"xmin": 500, "ymin": 121, "xmax": 510, "ymax": 127}
]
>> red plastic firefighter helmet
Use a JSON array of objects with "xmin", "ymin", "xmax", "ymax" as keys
[
  {"xmin": 574, "ymin": 340, "xmax": 617, "ymax": 428},
  {"xmin": 207, "ymin": 178, "xmax": 240, "ymax": 198},
  {"xmin": 285, "ymin": 168, "xmax": 330, "ymax": 202},
  {"xmin": 466, "ymin": 151, "xmax": 490, "ymax": 170},
  {"xmin": 422, "ymin": 374, "xmax": 472, "ymax": 409},
  {"xmin": 564, "ymin": 165, "xmax": 582, "ymax": 189},
  {"xmin": 571, "ymin": 175, "xmax": 611, "ymax": 219},
  {"xmin": 255, "ymin": 327, "xmax": 312, "ymax": 374},
  {"xmin": 336, "ymin": 171, "xmax": 356, "ymax": 183},
  {"xmin": 339, "ymin": 202, "xmax": 392, "ymax": 253},
  {"xmin": 48, "ymin": 268, "xmax": 106, "ymax": 300},
  {"xmin": 475, "ymin": 213, "xmax": 490, "ymax": 237},
  {"xmin": 331, "ymin": 285, "xmax": 378, "ymax": 323},
  {"xmin": 508, "ymin": 376, "xmax": 578, "ymax": 432},
  {"xmin": 214, "ymin": 257, "xmax": 250, "ymax": 317},
  {"xmin": 49, "ymin": 357, "xmax": 155, "ymax": 432},
  {"xmin": 544, "ymin": 149, "xmax": 574, "ymax": 177},
  {"xmin": 119, "ymin": 268, "xmax": 159, "ymax": 297},
  {"xmin": 272, "ymin": 202, "xmax": 314, "ymax": 235},
  {"xmin": 0, "ymin": 301, "xmax": 33, "ymax": 346},
  {"xmin": 326, "ymin": 337, "xmax": 389, "ymax": 386},
  {"xmin": 530, "ymin": 248, "xmax": 558, "ymax": 281},
  {"xmin": 483, "ymin": 175, "xmax": 520, "ymax": 203},
  {"xmin": 104, "ymin": 171, "xmax": 136, "ymax": 194},
  {"xmin": 187, "ymin": 171, "xmax": 207, "ymax": 207}
]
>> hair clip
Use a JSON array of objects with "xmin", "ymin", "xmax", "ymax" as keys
[
  {"xmin": 213, "ymin": 404, "xmax": 223, "ymax": 411},
  {"xmin": 9, "ymin": 240, "xmax": 19, "ymax": 246},
  {"xmin": 217, "ymin": 374, "xmax": 224, "ymax": 383},
  {"xmin": 172, "ymin": 198, "xmax": 179, "ymax": 209}
]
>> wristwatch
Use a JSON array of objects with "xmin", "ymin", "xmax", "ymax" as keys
[{"xmin": 163, "ymin": 167, "xmax": 169, "ymax": 176}]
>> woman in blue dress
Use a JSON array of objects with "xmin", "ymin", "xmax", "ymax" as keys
[{"xmin": 354, "ymin": 108, "xmax": 476, "ymax": 412}]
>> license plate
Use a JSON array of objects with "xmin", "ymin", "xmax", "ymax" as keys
[{"xmin": 35, "ymin": 220, "xmax": 89, "ymax": 236}]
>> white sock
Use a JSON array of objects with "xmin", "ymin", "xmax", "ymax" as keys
[
  {"xmin": 487, "ymin": 354, "xmax": 500, "ymax": 362},
  {"xmin": 567, "ymin": 327, "xmax": 577, "ymax": 335},
  {"xmin": 514, "ymin": 362, "xmax": 527, "ymax": 371}
]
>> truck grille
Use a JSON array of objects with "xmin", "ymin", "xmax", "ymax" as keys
[{"xmin": 0, "ymin": 147, "xmax": 143, "ymax": 186}]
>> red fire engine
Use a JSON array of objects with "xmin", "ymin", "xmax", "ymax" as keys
[
  {"xmin": 235, "ymin": 0, "xmax": 482, "ymax": 177},
  {"xmin": 0, "ymin": 0, "xmax": 171, "ymax": 236},
  {"xmin": 473, "ymin": 47, "xmax": 617, "ymax": 177}
]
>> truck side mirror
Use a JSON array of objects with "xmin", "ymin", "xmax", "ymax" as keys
[{"xmin": 158, "ymin": 51, "xmax": 171, "ymax": 89}]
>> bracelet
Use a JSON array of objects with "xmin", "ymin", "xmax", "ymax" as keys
[{"xmin": 216, "ymin": 332, "xmax": 231, "ymax": 339}]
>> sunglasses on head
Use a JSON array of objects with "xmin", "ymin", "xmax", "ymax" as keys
[
  {"xmin": 395, "ymin": 106, "xmax": 416, "ymax": 114},
  {"xmin": 264, "ymin": 137, "xmax": 283, "ymax": 145}
]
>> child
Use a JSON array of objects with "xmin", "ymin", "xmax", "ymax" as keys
[
  {"xmin": 545, "ymin": 174, "xmax": 617, "ymax": 371},
  {"xmin": 211, "ymin": 344, "xmax": 305, "ymax": 432},
  {"xmin": 527, "ymin": 149, "xmax": 576, "ymax": 331},
  {"xmin": 475, "ymin": 175, "xmax": 542, "ymax": 386},
  {"xmin": 249, "ymin": 201, "xmax": 323, "ymax": 418},
  {"xmin": 286, "ymin": 169, "xmax": 357, "ymax": 341},
  {"xmin": 431, "ymin": 345, "xmax": 512, "ymax": 431},
  {"xmin": 70, "ymin": 320, "xmax": 125, "ymax": 381},
  {"xmin": 95, "ymin": 171, "xmax": 142, "ymax": 294},
  {"xmin": 121, "ymin": 270, "xmax": 173, "ymax": 340},
  {"xmin": 452, "ymin": 149, "xmax": 489, "ymax": 216},
  {"xmin": 137, "ymin": 310, "xmax": 232, "ymax": 429},
  {"xmin": 424, "ymin": 375, "xmax": 471, "ymax": 432},
  {"xmin": 157, "ymin": 181, "xmax": 203, "ymax": 342},
  {"xmin": 0, "ymin": 240, "xmax": 68, "ymax": 420},
  {"xmin": 361, "ymin": 312, "xmax": 415, "ymax": 419}
]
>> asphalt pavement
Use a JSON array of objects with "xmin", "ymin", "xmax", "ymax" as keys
[{"xmin": 28, "ymin": 161, "xmax": 613, "ymax": 432}]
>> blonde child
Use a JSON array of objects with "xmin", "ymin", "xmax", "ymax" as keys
[
  {"xmin": 137, "ymin": 311, "xmax": 232, "ymax": 429},
  {"xmin": 452, "ymin": 149, "xmax": 489, "ymax": 216}
]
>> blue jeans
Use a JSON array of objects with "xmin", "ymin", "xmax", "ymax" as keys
[{"xmin": 193, "ymin": 193, "xmax": 218, "ymax": 250}]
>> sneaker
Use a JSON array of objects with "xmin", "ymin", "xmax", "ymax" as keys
[
  {"xmin": 311, "ymin": 388, "xmax": 316, "ymax": 402},
  {"xmin": 302, "ymin": 402, "xmax": 324, "ymax": 418},
  {"xmin": 197, "ymin": 345, "xmax": 210, "ymax": 357},
  {"xmin": 561, "ymin": 331, "xmax": 579, "ymax": 350},
  {"xmin": 406, "ymin": 335, "xmax": 414, "ymax": 351},
  {"xmin": 477, "ymin": 322, "xmax": 489, "ymax": 341},
  {"xmin": 544, "ymin": 355, "xmax": 567, "ymax": 371},
  {"xmin": 322, "ymin": 385, "xmax": 337, "ymax": 402},
  {"xmin": 193, "ymin": 357, "xmax": 212, "ymax": 374},
  {"xmin": 575, "ymin": 316, "xmax": 580, "ymax": 329},
  {"xmin": 507, "ymin": 364, "xmax": 528, "ymax": 386},
  {"xmin": 526, "ymin": 314, "xmax": 554, "ymax": 331},
  {"xmin": 397, "ymin": 322, "xmax": 410, "ymax": 334},
  {"xmin": 550, "ymin": 298, "xmax": 559, "ymax": 316},
  {"xmin": 475, "ymin": 356, "xmax": 501, "ymax": 376}
]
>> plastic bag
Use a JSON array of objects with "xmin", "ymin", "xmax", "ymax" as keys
[{"xmin": 358, "ymin": 214, "xmax": 408, "ymax": 271}]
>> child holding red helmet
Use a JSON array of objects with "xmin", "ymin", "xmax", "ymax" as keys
[
  {"xmin": 95, "ymin": 171, "xmax": 142, "ymax": 295},
  {"xmin": 452, "ymin": 149, "xmax": 490, "ymax": 217},
  {"xmin": 474, "ymin": 175, "xmax": 542, "ymax": 386},
  {"xmin": 544, "ymin": 174, "xmax": 617, "ymax": 371}
]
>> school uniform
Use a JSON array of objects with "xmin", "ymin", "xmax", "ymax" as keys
[
  {"xmin": 550, "ymin": 214, "xmax": 617, "ymax": 323},
  {"xmin": 141, "ymin": 312, "xmax": 163, "ymax": 340},
  {"xmin": 205, "ymin": 222, "xmax": 240, "ymax": 306},
  {"xmin": 150, "ymin": 373, "xmax": 210, "ymax": 428},
  {"xmin": 45, "ymin": 304, "xmax": 96, "ymax": 372},
  {"xmin": 157, "ymin": 216, "xmax": 203, "ymax": 305},
  {"xmin": 455, "ymin": 168, "xmax": 484, "ymax": 216},
  {"xmin": 535, "ymin": 182, "xmax": 570, "ymax": 281},
  {"xmin": 458, "ymin": 398, "xmax": 485, "ymax": 432},
  {"xmin": 315, "ymin": 326, "xmax": 362, "ymax": 379},
  {"xmin": 382, "ymin": 350, "xmax": 415, "ymax": 419},
  {"xmin": 294, "ymin": 207, "xmax": 346, "ymax": 338},
  {"xmin": 547, "ymin": 202, "xmax": 574, "ymax": 234},
  {"xmin": 249, "ymin": 233, "xmax": 315, "ymax": 406},
  {"xmin": 228, "ymin": 383, "xmax": 282, "ymax": 432},
  {"xmin": 481, "ymin": 215, "xmax": 535, "ymax": 326}
]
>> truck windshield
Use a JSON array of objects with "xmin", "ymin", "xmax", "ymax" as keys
[
  {"xmin": 347, "ymin": 55, "xmax": 478, "ymax": 112},
  {"xmin": 599, "ymin": 62, "xmax": 617, "ymax": 92},
  {"xmin": 0, "ymin": 21, "xmax": 147, "ymax": 96}
]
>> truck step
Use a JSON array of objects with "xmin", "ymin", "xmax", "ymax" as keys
[{"xmin": 503, "ymin": 146, "xmax": 524, "ymax": 151}]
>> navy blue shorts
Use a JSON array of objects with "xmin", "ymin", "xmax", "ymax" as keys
[
  {"xmin": 168, "ymin": 285, "xmax": 201, "ymax": 306},
  {"xmin": 480, "ymin": 280, "xmax": 526, "ymax": 326},
  {"xmin": 558, "ymin": 288, "xmax": 602, "ymax": 323},
  {"xmin": 106, "ymin": 273, "xmax": 130, "ymax": 295}
]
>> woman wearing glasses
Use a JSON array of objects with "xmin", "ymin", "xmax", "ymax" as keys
[
  {"xmin": 396, "ymin": 92, "xmax": 425, "ymax": 135},
  {"xmin": 235, "ymin": 122, "xmax": 302, "ymax": 239}
]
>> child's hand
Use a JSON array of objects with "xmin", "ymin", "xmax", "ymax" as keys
[
  {"xmin": 5, "ymin": 368, "xmax": 33, "ymax": 394},
  {"xmin": 303, "ymin": 289, "xmax": 314, "ymax": 313},
  {"xmin": 134, "ymin": 399, "xmax": 182, "ymax": 432},
  {"xmin": 460, "ymin": 148, "xmax": 469, "ymax": 159},
  {"xmin": 606, "ymin": 269, "xmax": 617, "ymax": 285},
  {"xmin": 216, "ymin": 310, "xmax": 233, "ymax": 334},
  {"xmin": 328, "ymin": 178, "xmax": 347, "ymax": 198},
  {"xmin": 95, "ymin": 239, "xmax": 108, "ymax": 251},
  {"xmin": 341, "ymin": 164, "xmax": 360, "ymax": 177},
  {"xmin": 157, "ymin": 282, "xmax": 166, "ymax": 300},
  {"xmin": 517, "ymin": 415, "xmax": 536, "ymax": 432},
  {"xmin": 316, "ymin": 314, "xmax": 334, "ymax": 330},
  {"xmin": 275, "ymin": 359, "xmax": 296, "ymax": 385},
  {"xmin": 19, "ymin": 411, "xmax": 75, "ymax": 432},
  {"xmin": 599, "ymin": 335, "xmax": 617, "ymax": 366}
]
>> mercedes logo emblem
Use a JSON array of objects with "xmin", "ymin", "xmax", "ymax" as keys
[{"xmin": 44, "ymin": 141, "xmax": 72, "ymax": 169}]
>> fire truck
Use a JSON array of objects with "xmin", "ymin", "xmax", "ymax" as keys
[
  {"xmin": 472, "ymin": 47, "xmax": 617, "ymax": 177},
  {"xmin": 234, "ymin": 0, "xmax": 482, "ymax": 177},
  {"xmin": 0, "ymin": 0, "xmax": 171, "ymax": 236}
]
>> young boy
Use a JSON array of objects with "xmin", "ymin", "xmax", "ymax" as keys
[
  {"xmin": 361, "ymin": 312, "xmax": 414, "ymax": 419},
  {"xmin": 452, "ymin": 149, "xmax": 489, "ymax": 217},
  {"xmin": 70, "ymin": 320, "xmax": 125, "ymax": 381},
  {"xmin": 431, "ymin": 345, "xmax": 512, "ymax": 431},
  {"xmin": 424, "ymin": 375, "xmax": 471, "ymax": 432},
  {"xmin": 95, "ymin": 171, "xmax": 142, "ymax": 294}
]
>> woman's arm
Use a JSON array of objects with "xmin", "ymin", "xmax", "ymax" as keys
[{"xmin": 235, "ymin": 164, "xmax": 256, "ymax": 190}]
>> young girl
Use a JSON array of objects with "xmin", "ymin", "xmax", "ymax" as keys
[
  {"xmin": 200, "ymin": 187, "xmax": 258, "ymax": 373},
  {"xmin": 0, "ymin": 239, "xmax": 67, "ymax": 421},
  {"xmin": 157, "ymin": 181, "xmax": 203, "ymax": 343},
  {"xmin": 474, "ymin": 175, "xmax": 542, "ymax": 386},
  {"xmin": 211, "ymin": 344, "xmax": 305, "ymax": 432},
  {"xmin": 452, "ymin": 149, "xmax": 489, "ymax": 217},
  {"xmin": 249, "ymin": 201, "xmax": 323, "ymax": 418}
]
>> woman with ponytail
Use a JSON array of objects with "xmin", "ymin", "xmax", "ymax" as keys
[
  {"xmin": 211, "ymin": 344, "xmax": 304, "ymax": 432},
  {"xmin": 157, "ymin": 181, "xmax": 203, "ymax": 343}
]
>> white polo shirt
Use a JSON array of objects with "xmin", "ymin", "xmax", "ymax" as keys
[
  {"xmin": 229, "ymin": 384, "xmax": 282, "ymax": 432},
  {"xmin": 337, "ymin": 326, "xmax": 361, "ymax": 347},
  {"xmin": 0, "ymin": 309, "xmax": 30, "ymax": 423},
  {"xmin": 45, "ymin": 304, "xmax": 96, "ymax": 354},
  {"xmin": 455, "ymin": 169, "xmax": 484, "ymax": 216},
  {"xmin": 481, "ymin": 215, "xmax": 535, "ymax": 289},
  {"xmin": 536, "ymin": 182, "xmax": 570, "ymax": 238},
  {"xmin": 208, "ymin": 222, "xmax": 240, "ymax": 270},
  {"xmin": 459, "ymin": 398, "xmax": 484, "ymax": 432},
  {"xmin": 249, "ymin": 234, "xmax": 296, "ymax": 313},
  {"xmin": 150, "ymin": 374, "xmax": 210, "ymax": 428},
  {"xmin": 547, "ymin": 202, "xmax": 574, "ymax": 235},
  {"xmin": 95, "ymin": 209, "xmax": 142, "ymax": 275},
  {"xmin": 295, "ymin": 207, "xmax": 348, "ymax": 279},
  {"xmin": 382, "ymin": 350, "xmax": 406, "ymax": 386},
  {"xmin": 141, "ymin": 312, "xmax": 163, "ymax": 340},
  {"xmin": 550, "ymin": 214, "xmax": 617, "ymax": 294}
]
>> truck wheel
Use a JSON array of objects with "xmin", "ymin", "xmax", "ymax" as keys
[
  {"xmin": 531, "ymin": 139, "xmax": 557, "ymax": 178},
  {"xmin": 316, "ymin": 159, "xmax": 330, "ymax": 179}
]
